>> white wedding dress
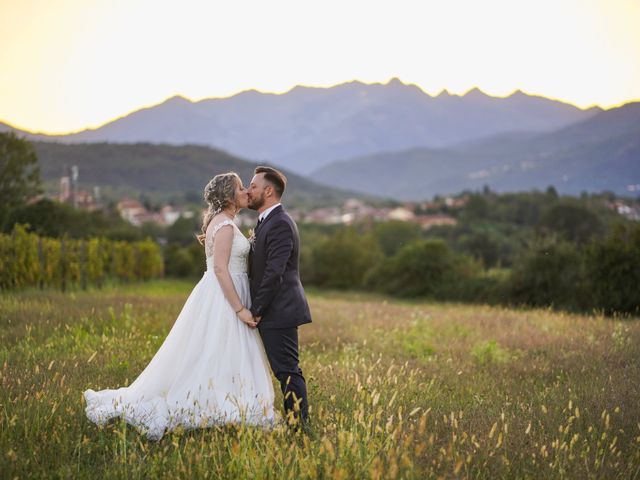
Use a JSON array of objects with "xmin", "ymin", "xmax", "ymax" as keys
[{"xmin": 83, "ymin": 219, "xmax": 277, "ymax": 440}]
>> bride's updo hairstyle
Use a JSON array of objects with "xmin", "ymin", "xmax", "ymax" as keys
[{"xmin": 197, "ymin": 172, "xmax": 242, "ymax": 244}]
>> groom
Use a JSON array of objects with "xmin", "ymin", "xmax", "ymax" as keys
[{"xmin": 247, "ymin": 166, "xmax": 312, "ymax": 427}]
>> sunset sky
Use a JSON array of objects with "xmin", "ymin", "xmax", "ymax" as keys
[{"xmin": 1, "ymin": 0, "xmax": 639, "ymax": 134}]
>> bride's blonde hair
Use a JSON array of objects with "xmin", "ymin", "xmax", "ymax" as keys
[{"xmin": 197, "ymin": 172, "xmax": 241, "ymax": 245}]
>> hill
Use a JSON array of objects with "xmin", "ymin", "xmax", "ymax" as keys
[
  {"xmin": 32, "ymin": 141, "xmax": 365, "ymax": 206},
  {"xmin": 313, "ymin": 102, "xmax": 640, "ymax": 200}
]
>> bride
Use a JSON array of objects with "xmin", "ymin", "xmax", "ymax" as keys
[{"xmin": 83, "ymin": 172, "xmax": 278, "ymax": 440}]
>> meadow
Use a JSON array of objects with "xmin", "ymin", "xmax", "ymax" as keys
[{"xmin": 1, "ymin": 280, "xmax": 639, "ymax": 479}]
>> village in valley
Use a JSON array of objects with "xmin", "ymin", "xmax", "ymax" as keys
[
  {"xmin": 47, "ymin": 164, "xmax": 640, "ymax": 232},
  {"xmin": 45, "ymin": 164, "xmax": 467, "ymax": 231}
]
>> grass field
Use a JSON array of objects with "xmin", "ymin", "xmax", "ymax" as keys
[{"xmin": 1, "ymin": 280, "xmax": 639, "ymax": 479}]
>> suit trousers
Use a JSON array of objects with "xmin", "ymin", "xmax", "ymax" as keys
[{"xmin": 259, "ymin": 327, "xmax": 309, "ymax": 423}]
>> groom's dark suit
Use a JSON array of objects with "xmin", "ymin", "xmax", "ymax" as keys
[{"xmin": 248, "ymin": 204, "xmax": 311, "ymax": 422}]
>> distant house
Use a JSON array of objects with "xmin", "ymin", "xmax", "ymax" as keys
[
  {"xmin": 611, "ymin": 201, "xmax": 640, "ymax": 221},
  {"xmin": 160, "ymin": 205, "xmax": 194, "ymax": 226},
  {"xmin": 118, "ymin": 200, "xmax": 199, "ymax": 227},
  {"xmin": 74, "ymin": 190, "xmax": 99, "ymax": 211},
  {"xmin": 444, "ymin": 196, "xmax": 468, "ymax": 208},
  {"xmin": 387, "ymin": 207, "xmax": 415, "ymax": 222},
  {"xmin": 117, "ymin": 198, "xmax": 149, "ymax": 226},
  {"xmin": 417, "ymin": 214, "xmax": 458, "ymax": 230},
  {"xmin": 304, "ymin": 207, "xmax": 344, "ymax": 225}
]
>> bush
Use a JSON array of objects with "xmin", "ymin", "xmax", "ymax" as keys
[
  {"xmin": 365, "ymin": 239, "xmax": 478, "ymax": 298},
  {"xmin": 0, "ymin": 224, "xmax": 163, "ymax": 291},
  {"xmin": 444, "ymin": 269, "xmax": 509, "ymax": 304},
  {"xmin": 507, "ymin": 238, "xmax": 588, "ymax": 311},
  {"xmin": 309, "ymin": 227, "xmax": 382, "ymax": 288},
  {"xmin": 585, "ymin": 223, "xmax": 640, "ymax": 315},
  {"xmin": 372, "ymin": 221, "xmax": 420, "ymax": 256},
  {"xmin": 536, "ymin": 203, "xmax": 604, "ymax": 244},
  {"xmin": 135, "ymin": 239, "xmax": 165, "ymax": 281},
  {"xmin": 5, "ymin": 199, "xmax": 141, "ymax": 240},
  {"xmin": 162, "ymin": 242, "xmax": 206, "ymax": 278},
  {"xmin": 164, "ymin": 244, "xmax": 196, "ymax": 278}
]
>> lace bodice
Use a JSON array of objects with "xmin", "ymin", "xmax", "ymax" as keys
[{"xmin": 204, "ymin": 219, "xmax": 250, "ymax": 274}]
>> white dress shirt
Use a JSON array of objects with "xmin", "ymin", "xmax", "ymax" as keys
[{"xmin": 258, "ymin": 202, "xmax": 282, "ymax": 223}]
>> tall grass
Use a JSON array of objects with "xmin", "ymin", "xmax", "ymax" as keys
[{"xmin": 1, "ymin": 282, "xmax": 639, "ymax": 478}]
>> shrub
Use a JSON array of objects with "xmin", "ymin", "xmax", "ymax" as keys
[
  {"xmin": 372, "ymin": 221, "xmax": 420, "ymax": 256},
  {"xmin": 163, "ymin": 244, "xmax": 196, "ymax": 278},
  {"xmin": 0, "ymin": 224, "xmax": 163, "ymax": 290},
  {"xmin": 309, "ymin": 227, "xmax": 382, "ymax": 288},
  {"xmin": 585, "ymin": 223, "xmax": 640, "ymax": 315},
  {"xmin": 507, "ymin": 238, "xmax": 588, "ymax": 311},
  {"xmin": 365, "ymin": 239, "xmax": 478, "ymax": 298}
]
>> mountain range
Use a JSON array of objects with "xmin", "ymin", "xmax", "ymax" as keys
[
  {"xmin": 0, "ymin": 78, "xmax": 601, "ymax": 175},
  {"xmin": 313, "ymin": 102, "xmax": 640, "ymax": 200}
]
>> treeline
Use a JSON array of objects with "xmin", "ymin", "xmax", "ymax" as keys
[
  {"xmin": 4, "ymin": 197, "xmax": 207, "ymax": 280},
  {"xmin": 0, "ymin": 225, "xmax": 164, "ymax": 291},
  {"xmin": 298, "ymin": 190, "xmax": 640, "ymax": 316},
  {"xmin": 157, "ymin": 189, "xmax": 640, "ymax": 315},
  {"xmin": 5, "ymin": 198, "xmax": 149, "ymax": 241},
  {"xmin": 421, "ymin": 188, "xmax": 619, "ymax": 268},
  {"xmin": 298, "ymin": 224, "xmax": 640, "ymax": 315}
]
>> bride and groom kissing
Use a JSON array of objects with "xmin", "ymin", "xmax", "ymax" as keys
[{"xmin": 84, "ymin": 166, "xmax": 312, "ymax": 440}]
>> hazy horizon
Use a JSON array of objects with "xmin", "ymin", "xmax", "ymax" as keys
[
  {"xmin": 1, "ymin": 0, "xmax": 639, "ymax": 134},
  {"xmin": 2, "ymin": 77, "xmax": 636, "ymax": 137}
]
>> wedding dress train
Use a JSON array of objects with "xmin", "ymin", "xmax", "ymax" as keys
[{"xmin": 83, "ymin": 219, "xmax": 277, "ymax": 440}]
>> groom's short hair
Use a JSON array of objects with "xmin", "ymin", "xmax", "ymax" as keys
[{"xmin": 255, "ymin": 166, "xmax": 287, "ymax": 198}]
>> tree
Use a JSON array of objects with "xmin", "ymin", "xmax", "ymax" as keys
[
  {"xmin": 373, "ymin": 221, "xmax": 420, "ymax": 256},
  {"xmin": 0, "ymin": 133, "xmax": 42, "ymax": 228},
  {"xmin": 507, "ymin": 239, "xmax": 588, "ymax": 311},
  {"xmin": 7, "ymin": 198, "xmax": 141, "ymax": 239},
  {"xmin": 463, "ymin": 194, "xmax": 490, "ymax": 221},
  {"xmin": 585, "ymin": 223, "xmax": 640, "ymax": 315},
  {"xmin": 166, "ymin": 215, "xmax": 200, "ymax": 245},
  {"xmin": 309, "ymin": 227, "xmax": 382, "ymax": 288},
  {"xmin": 537, "ymin": 203, "xmax": 604, "ymax": 244},
  {"xmin": 365, "ymin": 239, "xmax": 478, "ymax": 298},
  {"xmin": 458, "ymin": 230, "xmax": 501, "ymax": 267}
]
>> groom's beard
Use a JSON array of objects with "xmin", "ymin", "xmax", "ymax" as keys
[{"xmin": 248, "ymin": 193, "xmax": 265, "ymax": 211}]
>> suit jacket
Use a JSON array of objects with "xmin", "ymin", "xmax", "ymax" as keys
[{"xmin": 248, "ymin": 205, "xmax": 312, "ymax": 329}]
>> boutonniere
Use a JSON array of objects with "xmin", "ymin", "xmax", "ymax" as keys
[{"xmin": 248, "ymin": 228, "xmax": 256, "ymax": 246}]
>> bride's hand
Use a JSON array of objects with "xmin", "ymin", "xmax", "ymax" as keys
[{"xmin": 237, "ymin": 308, "xmax": 258, "ymax": 328}]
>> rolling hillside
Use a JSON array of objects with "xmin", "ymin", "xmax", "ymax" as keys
[
  {"xmin": 33, "ymin": 141, "xmax": 365, "ymax": 206},
  {"xmin": 313, "ymin": 102, "xmax": 640, "ymax": 200}
]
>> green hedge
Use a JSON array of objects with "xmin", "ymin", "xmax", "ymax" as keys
[{"xmin": 0, "ymin": 224, "xmax": 163, "ymax": 291}]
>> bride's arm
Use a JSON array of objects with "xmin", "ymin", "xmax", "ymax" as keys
[{"xmin": 212, "ymin": 225, "xmax": 257, "ymax": 328}]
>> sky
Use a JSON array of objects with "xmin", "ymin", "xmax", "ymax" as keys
[{"xmin": 1, "ymin": 0, "xmax": 639, "ymax": 134}]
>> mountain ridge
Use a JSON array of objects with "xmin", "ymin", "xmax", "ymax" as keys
[
  {"xmin": 0, "ymin": 79, "xmax": 604, "ymax": 174},
  {"xmin": 313, "ymin": 102, "xmax": 640, "ymax": 200}
]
